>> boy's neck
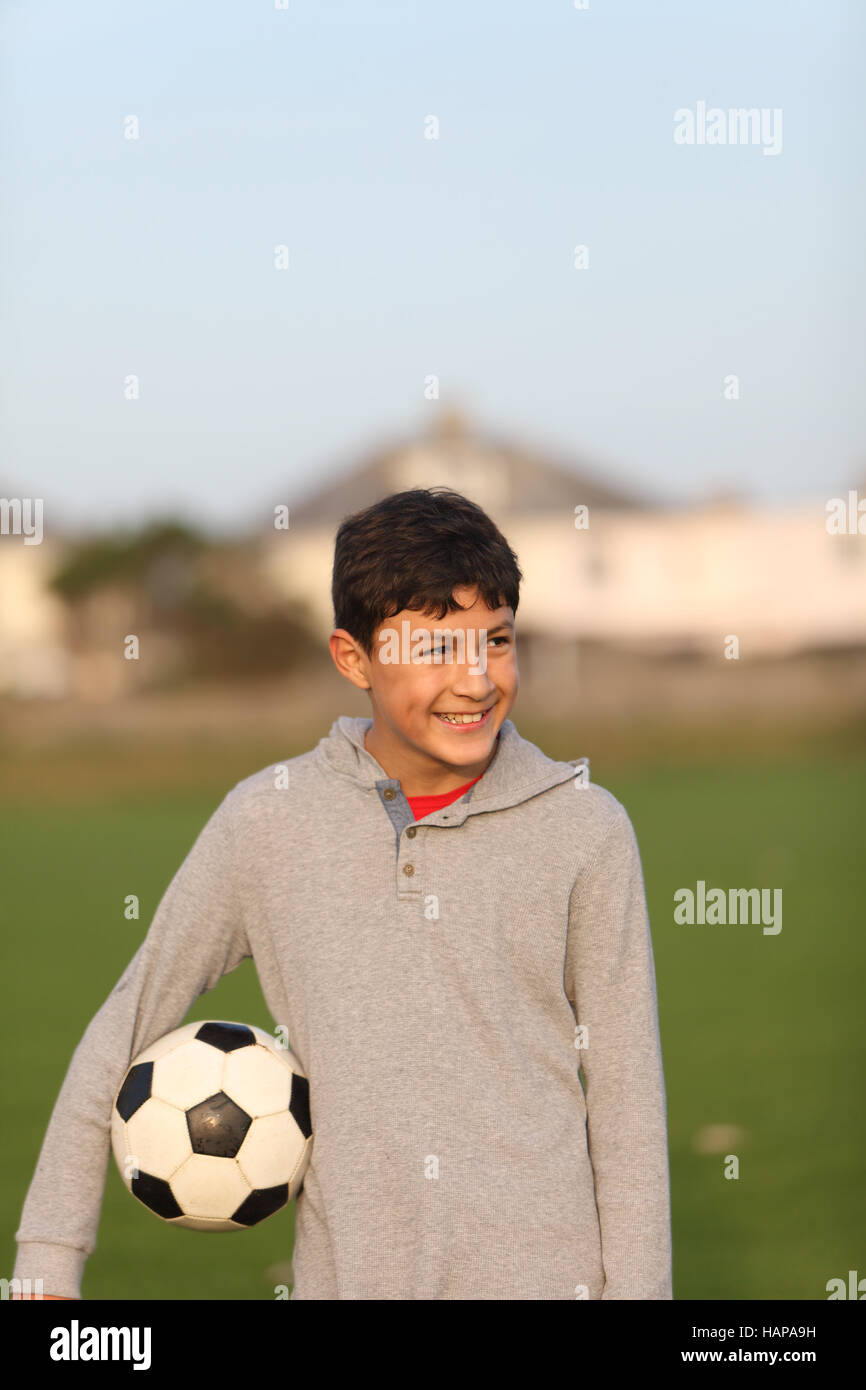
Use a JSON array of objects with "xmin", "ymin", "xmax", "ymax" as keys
[{"xmin": 363, "ymin": 724, "xmax": 499, "ymax": 797}]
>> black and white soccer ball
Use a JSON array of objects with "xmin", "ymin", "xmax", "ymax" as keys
[{"xmin": 110, "ymin": 1020, "xmax": 312, "ymax": 1231}]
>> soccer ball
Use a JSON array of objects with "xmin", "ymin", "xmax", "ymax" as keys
[{"xmin": 110, "ymin": 1020, "xmax": 312, "ymax": 1231}]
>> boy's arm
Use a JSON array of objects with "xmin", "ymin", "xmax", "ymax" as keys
[
  {"xmin": 564, "ymin": 798, "xmax": 673, "ymax": 1300},
  {"xmin": 12, "ymin": 788, "xmax": 251, "ymax": 1300}
]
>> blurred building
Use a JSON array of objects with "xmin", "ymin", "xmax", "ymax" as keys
[
  {"xmin": 259, "ymin": 410, "xmax": 866, "ymax": 709},
  {"xmin": 0, "ymin": 532, "xmax": 72, "ymax": 697},
  {"xmin": 2, "ymin": 412, "xmax": 865, "ymax": 714}
]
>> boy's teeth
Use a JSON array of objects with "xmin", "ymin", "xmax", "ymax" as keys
[{"xmin": 437, "ymin": 711, "xmax": 485, "ymax": 724}]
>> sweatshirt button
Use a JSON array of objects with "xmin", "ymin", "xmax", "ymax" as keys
[
  {"xmin": 406, "ymin": 826, "xmax": 417, "ymax": 838},
  {"xmin": 383, "ymin": 788, "xmax": 396, "ymax": 800},
  {"xmin": 402, "ymin": 863, "xmax": 415, "ymax": 876}
]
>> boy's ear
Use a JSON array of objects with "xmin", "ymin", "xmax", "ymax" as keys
[{"xmin": 329, "ymin": 629, "xmax": 372, "ymax": 691}]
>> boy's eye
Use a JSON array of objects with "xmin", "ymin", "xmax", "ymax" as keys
[{"xmin": 420, "ymin": 635, "xmax": 511, "ymax": 657}]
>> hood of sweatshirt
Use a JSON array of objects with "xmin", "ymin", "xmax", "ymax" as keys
[{"xmin": 315, "ymin": 714, "xmax": 588, "ymax": 824}]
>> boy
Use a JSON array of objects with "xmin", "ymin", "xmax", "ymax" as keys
[{"xmin": 13, "ymin": 485, "xmax": 672, "ymax": 1300}]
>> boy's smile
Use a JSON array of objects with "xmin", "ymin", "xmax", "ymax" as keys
[{"xmin": 329, "ymin": 584, "xmax": 519, "ymax": 796}]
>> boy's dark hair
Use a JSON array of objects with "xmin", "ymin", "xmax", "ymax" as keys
[{"xmin": 332, "ymin": 487, "xmax": 522, "ymax": 657}]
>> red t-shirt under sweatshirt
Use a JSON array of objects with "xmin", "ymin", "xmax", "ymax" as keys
[{"xmin": 405, "ymin": 774, "xmax": 483, "ymax": 822}]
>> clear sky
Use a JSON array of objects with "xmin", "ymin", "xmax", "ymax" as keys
[{"xmin": 1, "ymin": 0, "xmax": 863, "ymax": 534}]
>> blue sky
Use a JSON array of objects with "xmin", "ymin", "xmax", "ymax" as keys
[{"xmin": 1, "ymin": 0, "xmax": 863, "ymax": 533}]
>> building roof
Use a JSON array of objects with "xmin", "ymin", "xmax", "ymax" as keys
[{"xmin": 283, "ymin": 409, "xmax": 649, "ymax": 528}]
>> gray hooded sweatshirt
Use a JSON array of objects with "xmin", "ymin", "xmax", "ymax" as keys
[{"xmin": 14, "ymin": 714, "xmax": 673, "ymax": 1300}]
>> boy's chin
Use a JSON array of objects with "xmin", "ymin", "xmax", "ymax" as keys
[{"xmin": 425, "ymin": 712, "xmax": 501, "ymax": 752}]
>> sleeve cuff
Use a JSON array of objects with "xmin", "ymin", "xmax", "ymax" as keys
[{"xmin": 13, "ymin": 1241, "xmax": 88, "ymax": 1299}]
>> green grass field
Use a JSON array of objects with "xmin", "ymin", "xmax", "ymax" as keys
[{"xmin": 2, "ymin": 739, "xmax": 864, "ymax": 1300}]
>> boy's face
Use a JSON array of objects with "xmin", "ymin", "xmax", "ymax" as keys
[{"xmin": 330, "ymin": 585, "xmax": 519, "ymax": 793}]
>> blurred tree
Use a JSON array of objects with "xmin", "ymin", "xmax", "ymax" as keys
[
  {"xmin": 49, "ymin": 520, "xmax": 204, "ymax": 600},
  {"xmin": 49, "ymin": 519, "xmax": 321, "ymax": 686}
]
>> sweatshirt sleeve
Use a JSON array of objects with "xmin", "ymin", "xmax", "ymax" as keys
[
  {"xmin": 13, "ymin": 788, "xmax": 251, "ymax": 1299},
  {"xmin": 564, "ymin": 797, "xmax": 673, "ymax": 1300}
]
